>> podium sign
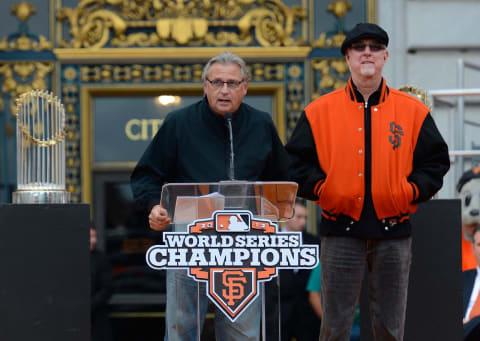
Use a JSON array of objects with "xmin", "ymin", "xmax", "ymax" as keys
[
  {"xmin": 147, "ymin": 209, "xmax": 319, "ymax": 322},
  {"xmin": 145, "ymin": 181, "xmax": 317, "ymax": 339}
]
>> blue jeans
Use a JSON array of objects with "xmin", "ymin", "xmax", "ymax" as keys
[
  {"xmin": 350, "ymin": 325, "xmax": 360, "ymax": 341},
  {"xmin": 165, "ymin": 269, "xmax": 261, "ymax": 341},
  {"xmin": 319, "ymin": 236, "xmax": 412, "ymax": 341}
]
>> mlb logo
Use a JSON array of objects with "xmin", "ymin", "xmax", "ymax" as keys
[{"xmin": 215, "ymin": 211, "xmax": 251, "ymax": 232}]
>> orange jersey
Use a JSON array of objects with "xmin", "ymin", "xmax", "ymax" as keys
[{"xmin": 463, "ymin": 234, "xmax": 477, "ymax": 271}]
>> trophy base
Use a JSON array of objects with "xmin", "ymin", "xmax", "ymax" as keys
[{"xmin": 12, "ymin": 190, "xmax": 71, "ymax": 204}]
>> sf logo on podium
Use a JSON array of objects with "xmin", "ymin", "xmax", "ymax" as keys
[
  {"xmin": 146, "ymin": 210, "xmax": 319, "ymax": 321},
  {"xmin": 222, "ymin": 270, "xmax": 248, "ymax": 305}
]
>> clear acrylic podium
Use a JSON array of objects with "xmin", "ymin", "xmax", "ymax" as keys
[{"xmin": 159, "ymin": 180, "xmax": 298, "ymax": 340}]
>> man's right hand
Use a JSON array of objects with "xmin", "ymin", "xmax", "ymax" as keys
[{"xmin": 149, "ymin": 205, "xmax": 171, "ymax": 231}]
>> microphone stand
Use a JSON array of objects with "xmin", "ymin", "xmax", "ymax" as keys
[{"xmin": 225, "ymin": 112, "xmax": 235, "ymax": 181}]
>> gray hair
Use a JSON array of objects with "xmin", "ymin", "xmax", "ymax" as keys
[{"xmin": 201, "ymin": 51, "xmax": 250, "ymax": 81}]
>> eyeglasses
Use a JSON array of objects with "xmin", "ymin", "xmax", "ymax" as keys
[
  {"xmin": 350, "ymin": 43, "xmax": 386, "ymax": 53},
  {"xmin": 206, "ymin": 78, "xmax": 245, "ymax": 90}
]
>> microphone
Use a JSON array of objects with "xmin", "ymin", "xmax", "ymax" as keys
[{"xmin": 224, "ymin": 113, "xmax": 235, "ymax": 180}]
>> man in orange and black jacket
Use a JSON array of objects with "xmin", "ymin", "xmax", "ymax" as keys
[{"xmin": 285, "ymin": 23, "xmax": 450, "ymax": 341}]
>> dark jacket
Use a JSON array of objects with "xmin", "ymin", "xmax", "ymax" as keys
[
  {"xmin": 131, "ymin": 96, "xmax": 290, "ymax": 211},
  {"xmin": 286, "ymin": 78, "xmax": 450, "ymax": 239},
  {"xmin": 464, "ymin": 269, "xmax": 477, "ymax": 317},
  {"xmin": 463, "ymin": 269, "xmax": 480, "ymax": 340},
  {"xmin": 91, "ymin": 249, "xmax": 113, "ymax": 341}
]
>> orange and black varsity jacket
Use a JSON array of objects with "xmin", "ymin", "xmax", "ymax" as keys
[{"xmin": 286, "ymin": 78, "xmax": 450, "ymax": 239}]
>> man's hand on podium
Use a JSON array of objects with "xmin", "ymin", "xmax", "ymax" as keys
[{"xmin": 149, "ymin": 205, "xmax": 171, "ymax": 231}]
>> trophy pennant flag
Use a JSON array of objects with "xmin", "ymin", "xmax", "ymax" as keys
[{"xmin": 12, "ymin": 90, "xmax": 70, "ymax": 203}]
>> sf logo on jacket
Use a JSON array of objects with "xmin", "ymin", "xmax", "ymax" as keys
[
  {"xmin": 389, "ymin": 121, "xmax": 404, "ymax": 149},
  {"xmin": 146, "ymin": 210, "xmax": 319, "ymax": 321}
]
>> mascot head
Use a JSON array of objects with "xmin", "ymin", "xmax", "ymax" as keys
[{"xmin": 457, "ymin": 166, "xmax": 480, "ymax": 242}]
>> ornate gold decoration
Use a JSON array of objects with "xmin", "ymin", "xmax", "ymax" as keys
[
  {"xmin": 312, "ymin": 32, "xmax": 346, "ymax": 48},
  {"xmin": 312, "ymin": 0, "xmax": 351, "ymax": 48},
  {"xmin": 60, "ymin": 82, "xmax": 81, "ymax": 203},
  {"xmin": 12, "ymin": 2, "xmax": 36, "ymax": 22},
  {"xmin": 78, "ymin": 63, "xmax": 206, "ymax": 83},
  {"xmin": 57, "ymin": 0, "xmax": 306, "ymax": 48},
  {"xmin": 63, "ymin": 67, "xmax": 77, "ymax": 81},
  {"xmin": 0, "ymin": 62, "xmax": 54, "ymax": 114},
  {"xmin": 327, "ymin": 0, "xmax": 352, "ymax": 19},
  {"xmin": 312, "ymin": 58, "xmax": 348, "ymax": 100},
  {"xmin": 285, "ymin": 62, "xmax": 304, "ymax": 139},
  {"xmin": 288, "ymin": 65, "xmax": 302, "ymax": 79},
  {"xmin": 0, "ymin": 60, "xmax": 52, "ymax": 158},
  {"xmin": 286, "ymin": 80, "xmax": 303, "ymax": 138},
  {"xmin": 331, "ymin": 59, "xmax": 349, "ymax": 75},
  {"xmin": 54, "ymin": 46, "xmax": 311, "ymax": 61},
  {"xmin": 398, "ymin": 85, "xmax": 432, "ymax": 110},
  {"xmin": 0, "ymin": 33, "xmax": 52, "ymax": 52},
  {"xmin": 251, "ymin": 64, "xmax": 284, "ymax": 81},
  {"xmin": 13, "ymin": 62, "xmax": 35, "ymax": 80},
  {"xmin": 0, "ymin": 3, "xmax": 52, "ymax": 52}
]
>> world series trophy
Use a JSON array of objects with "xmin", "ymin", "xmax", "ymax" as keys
[
  {"xmin": 398, "ymin": 85, "xmax": 432, "ymax": 110},
  {"xmin": 12, "ymin": 90, "xmax": 70, "ymax": 203}
]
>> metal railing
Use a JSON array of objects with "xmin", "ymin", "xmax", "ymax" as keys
[{"xmin": 429, "ymin": 59, "xmax": 480, "ymax": 196}]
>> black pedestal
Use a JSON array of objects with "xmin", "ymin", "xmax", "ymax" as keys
[
  {"xmin": 0, "ymin": 204, "xmax": 90, "ymax": 341},
  {"xmin": 360, "ymin": 199, "xmax": 463, "ymax": 340}
]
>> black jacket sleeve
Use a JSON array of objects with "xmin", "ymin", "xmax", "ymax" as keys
[
  {"xmin": 285, "ymin": 111, "xmax": 326, "ymax": 201},
  {"xmin": 130, "ymin": 114, "xmax": 177, "ymax": 212},
  {"xmin": 408, "ymin": 113, "xmax": 450, "ymax": 203}
]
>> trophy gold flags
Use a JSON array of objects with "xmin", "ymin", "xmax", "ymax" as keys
[
  {"xmin": 398, "ymin": 85, "xmax": 432, "ymax": 110},
  {"xmin": 12, "ymin": 90, "xmax": 70, "ymax": 203}
]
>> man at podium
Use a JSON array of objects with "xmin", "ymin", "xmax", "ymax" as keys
[{"xmin": 131, "ymin": 51, "xmax": 290, "ymax": 340}]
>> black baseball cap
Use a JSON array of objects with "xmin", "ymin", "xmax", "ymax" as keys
[
  {"xmin": 457, "ymin": 166, "xmax": 480, "ymax": 192},
  {"xmin": 341, "ymin": 23, "xmax": 389, "ymax": 55}
]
